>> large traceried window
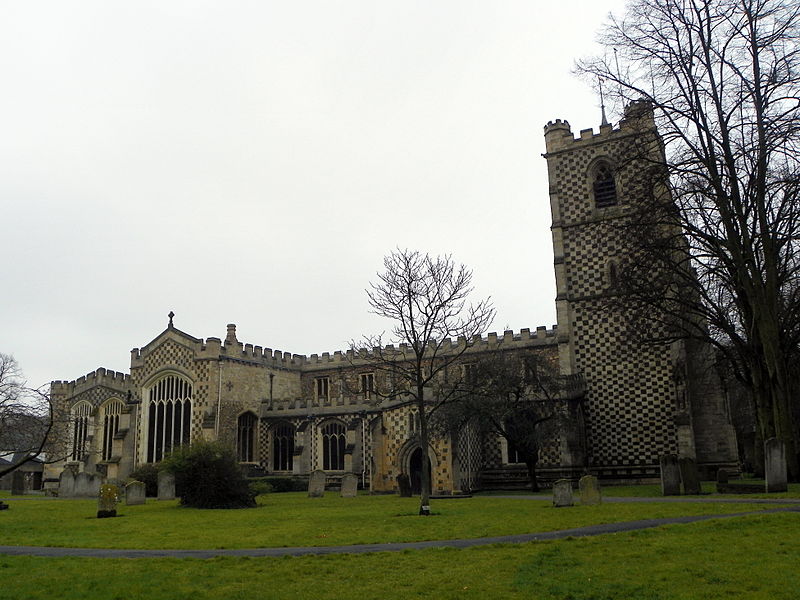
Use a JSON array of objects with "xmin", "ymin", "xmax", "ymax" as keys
[
  {"xmin": 146, "ymin": 374, "xmax": 192, "ymax": 463},
  {"xmin": 101, "ymin": 399, "xmax": 124, "ymax": 461},
  {"xmin": 321, "ymin": 421, "xmax": 346, "ymax": 471},
  {"xmin": 237, "ymin": 412, "xmax": 257, "ymax": 462},
  {"xmin": 272, "ymin": 422, "xmax": 294, "ymax": 471},
  {"xmin": 70, "ymin": 402, "xmax": 92, "ymax": 461}
]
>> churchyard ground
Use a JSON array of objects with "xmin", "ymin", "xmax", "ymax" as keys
[{"xmin": 0, "ymin": 488, "xmax": 799, "ymax": 599}]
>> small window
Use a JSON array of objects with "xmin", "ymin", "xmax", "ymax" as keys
[
  {"xmin": 360, "ymin": 373, "xmax": 375, "ymax": 400},
  {"xmin": 408, "ymin": 410, "xmax": 421, "ymax": 434},
  {"xmin": 593, "ymin": 163, "xmax": 617, "ymax": 208},
  {"xmin": 101, "ymin": 400, "xmax": 123, "ymax": 461},
  {"xmin": 463, "ymin": 364, "xmax": 477, "ymax": 386},
  {"xmin": 272, "ymin": 423, "xmax": 295, "ymax": 471},
  {"xmin": 607, "ymin": 259, "xmax": 619, "ymax": 288},
  {"xmin": 237, "ymin": 412, "xmax": 258, "ymax": 462},
  {"xmin": 316, "ymin": 377, "xmax": 329, "ymax": 401}
]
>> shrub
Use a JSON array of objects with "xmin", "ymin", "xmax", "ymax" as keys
[
  {"xmin": 248, "ymin": 479, "xmax": 273, "ymax": 496},
  {"xmin": 249, "ymin": 476, "xmax": 307, "ymax": 493},
  {"xmin": 128, "ymin": 464, "xmax": 160, "ymax": 497},
  {"xmin": 160, "ymin": 441, "xmax": 256, "ymax": 509}
]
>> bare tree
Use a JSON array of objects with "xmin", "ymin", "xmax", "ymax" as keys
[
  {"xmin": 578, "ymin": 0, "xmax": 800, "ymax": 478},
  {"xmin": 355, "ymin": 249, "xmax": 495, "ymax": 515},
  {"xmin": 434, "ymin": 351, "xmax": 584, "ymax": 492},
  {"xmin": 0, "ymin": 353, "xmax": 53, "ymax": 480}
]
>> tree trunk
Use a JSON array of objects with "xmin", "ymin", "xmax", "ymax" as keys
[
  {"xmin": 525, "ymin": 459, "xmax": 539, "ymax": 493},
  {"xmin": 417, "ymin": 388, "xmax": 431, "ymax": 516}
]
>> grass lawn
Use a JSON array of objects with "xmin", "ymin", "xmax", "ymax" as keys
[
  {"xmin": 0, "ymin": 511, "xmax": 798, "ymax": 599},
  {"xmin": 0, "ymin": 492, "xmax": 793, "ymax": 550}
]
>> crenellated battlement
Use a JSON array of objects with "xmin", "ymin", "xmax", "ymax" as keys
[
  {"xmin": 543, "ymin": 100, "xmax": 656, "ymax": 154},
  {"xmin": 51, "ymin": 367, "xmax": 131, "ymax": 396}
]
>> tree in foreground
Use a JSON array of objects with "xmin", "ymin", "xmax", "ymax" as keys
[
  {"xmin": 0, "ymin": 353, "xmax": 53, "ymax": 481},
  {"xmin": 356, "ymin": 249, "xmax": 495, "ymax": 514},
  {"xmin": 578, "ymin": 0, "xmax": 800, "ymax": 477},
  {"xmin": 160, "ymin": 441, "xmax": 256, "ymax": 508},
  {"xmin": 435, "ymin": 351, "xmax": 584, "ymax": 492}
]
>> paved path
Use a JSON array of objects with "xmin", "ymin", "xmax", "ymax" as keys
[
  {"xmin": 1, "ymin": 505, "xmax": 798, "ymax": 559},
  {"xmin": 492, "ymin": 495, "xmax": 800, "ymax": 504}
]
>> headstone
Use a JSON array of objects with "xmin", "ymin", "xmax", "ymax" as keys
[
  {"xmin": 340, "ymin": 473, "xmax": 358, "ymax": 498},
  {"xmin": 679, "ymin": 457, "xmax": 702, "ymax": 495},
  {"xmin": 396, "ymin": 474, "xmax": 412, "ymax": 497},
  {"xmin": 157, "ymin": 471, "xmax": 176, "ymax": 500},
  {"xmin": 125, "ymin": 481, "xmax": 146, "ymax": 505},
  {"xmin": 0, "ymin": 501, "xmax": 8, "ymax": 510},
  {"xmin": 579, "ymin": 475, "xmax": 602, "ymax": 505},
  {"xmin": 765, "ymin": 437, "xmax": 788, "ymax": 493},
  {"xmin": 659, "ymin": 454, "xmax": 681, "ymax": 495},
  {"xmin": 97, "ymin": 484, "xmax": 119, "ymax": 518},
  {"xmin": 74, "ymin": 472, "xmax": 92, "ymax": 497},
  {"xmin": 552, "ymin": 479, "xmax": 574, "ymax": 507},
  {"xmin": 59, "ymin": 469, "xmax": 76, "ymax": 498},
  {"xmin": 87, "ymin": 473, "xmax": 102, "ymax": 498},
  {"xmin": 11, "ymin": 472, "xmax": 25, "ymax": 495},
  {"xmin": 716, "ymin": 469, "xmax": 730, "ymax": 484},
  {"xmin": 307, "ymin": 470, "xmax": 326, "ymax": 498}
]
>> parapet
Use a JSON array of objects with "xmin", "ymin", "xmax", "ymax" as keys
[
  {"xmin": 543, "ymin": 101, "xmax": 656, "ymax": 154},
  {"xmin": 51, "ymin": 367, "xmax": 131, "ymax": 397}
]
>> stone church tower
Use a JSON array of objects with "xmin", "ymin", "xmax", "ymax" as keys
[{"xmin": 543, "ymin": 102, "xmax": 738, "ymax": 477}]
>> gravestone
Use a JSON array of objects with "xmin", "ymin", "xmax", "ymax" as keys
[
  {"xmin": 396, "ymin": 474, "xmax": 412, "ymax": 497},
  {"xmin": 340, "ymin": 473, "xmax": 358, "ymax": 498},
  {"xmin": 307, "ymin": 470, "xmax": 326, "ymax": 498},
  {"xmin": 11, "ymin": 472, "xmax": 25, "ymax": 495},
  {"xmin": 579, "ymin": 475, "xmax": 602, "ymax": 505},
  {"xmin": 59, "ymin": 469, "xmax": 76, "ymax": 498},
  {"xmin": 716, "ymin": 469, "xmax": 730, "ymax": 485},
  {"xmin": 659, "ymin": 454, "xmax": 681, "ymax": 495},
  {"xmin": 87, "ymin": 473, "xmax": 102, "ymax": 498},
  {"xmin": 0, "ymin": 501, "xmax": 7, "ymax": 510},
  {"xmin": 679, "ymin": 457, "xmax": 702, "ymax": 495},
  {"xmin": 74, "ymin": 472, "xmax": 94, "ymax": 498},
  {"xmin": 157, "ymin": 471, "xmax": 176, "ymax": 500},
  {"xmin": 97, "ymin": 484, "xmax": 119, "ymax": 518},
  {"xmin": 765, "ymin": 437, "xmax": 788, "ymax": 493},
  {"xmin": 125, "ymin": 481, "xmax": 146, "ymax": 505},
  {"xmin": 552, "ymin": 479, "xmax": 574, "ymax": 507}
]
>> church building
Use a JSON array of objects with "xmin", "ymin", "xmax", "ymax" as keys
[{"xmin": 44, "ymin": 104, "xmax": 739, "ymax": 494}]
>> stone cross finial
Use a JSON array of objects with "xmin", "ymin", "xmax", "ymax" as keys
[{"xmin": 168, "ymin": 311, "xmax": 175, "ymax": 327}]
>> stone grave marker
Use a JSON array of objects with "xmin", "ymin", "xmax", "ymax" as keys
[
  {"xmin": 59, "ymin": 469, "xmax": 76, "ymax": 498},
  {"xmin": 579, "ymin": 475, "xmax": 602, "ymax": 505},
  {"xmin": 125, "ymin": 481, "xmax": 146, "ymax": 505},
  {"xmin": 340, "ymin": 473, "xmax": 358, "ymax": 498},
  {"xmin": 717, "ymin": 469, "xmax": 730, "ymax": 485},
  {"xmin": 0, "ymin": 501, "xmax": 8, "ymax": 510},
  {"xmin": 307, "ymin": 470, "xmax": 326, "ymax": 498},
  {"xmin": 74, "ymin": 472, "xmax": 93, "ymax": 497},
  {"xmin": 659, "ymin": 454, "xmax": 681, "ymax": 495},
  {"xmin": 396, "ymin": 474, "xmax": 412, "ymax": 497},
  {"xmin": 679, "ymin": 457, "xmax": 702, "ymax": 495},
  {"xmin": 97, "ymin": 484, "xmax": 119, "ymax": 518},
  {"xmin": 157, "ymin": 471, "xmax": 176, "ymax": 500},
  {"xmin": 11, "ymin": 471, "xmax": 25, "ymax": 495},
  {"xmin": 765, "ymin": 437, "xmax": 788, "ymax": 493},
  {"xmin": 87, "ymin": 473, "xmax": 102, "ymax": 498},
  {"xmin": 552, "ymin": 479, "xmax": 574, "ymax": 507}
]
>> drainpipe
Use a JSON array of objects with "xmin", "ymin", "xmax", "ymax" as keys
[{"xmin": 216, "ymin": 360, "xmax": 223, "ymax": 437}]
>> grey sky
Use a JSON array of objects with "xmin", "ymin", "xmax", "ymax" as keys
[{"xmin": 1, "ymin": 1, "xmax": 628, "ymax": 388}]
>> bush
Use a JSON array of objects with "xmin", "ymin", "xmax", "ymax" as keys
[
  {"xmin": 248, "ymin": 476, "xmax": 307, "ymax": 493},
  {"xmin": 161, "ymin": 441, "xmax": 256, "ymax": 509},
  {"xmin": 248, "ymin": 479, "xmax": 273, "ymax": 496},
  {"xmin": 128, "ymin": 464, "xmax": 160, "ymax": 497}
]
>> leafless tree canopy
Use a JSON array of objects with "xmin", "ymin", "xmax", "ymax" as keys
[
  {"xmin": 355, "ymin": 249, "xmax": 495, "ymax": 513},
  {"xmin": 578, "ymin": 0, "xmax": 800, "ymax": 476},
  {"xmin": 0, "ymin": 353, "xmax": 53, "ymax": 479}
]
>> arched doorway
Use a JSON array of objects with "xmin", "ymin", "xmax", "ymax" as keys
[{"xmin": 409, "ymin": 447, "xmax": 431, "ymax": 495}]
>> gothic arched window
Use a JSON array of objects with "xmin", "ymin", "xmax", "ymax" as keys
[
  {"xmin": 101, "ymin": 399, "xmax": 124, "ymax": 461},
  {"xmin": 70, "ymin": 402, "xmax": 92, "ymax": 461},
  {"xmin": 593, "ymin": 162, "xmax": 618, "ymax": 208},
  {"xmin": 321, "ymin": 421, "xmax": 346, "ymax": 471},
  {"xmin": 146, "ymin": 374, "xmax": 192, "ymax": 463},
  {"xmin": 272, "ymin": 422, "xmax": 295, "ymax": 471},
  {"xmin": 237, "ymin": 412, "xmax": 258, "ymax": 462}
]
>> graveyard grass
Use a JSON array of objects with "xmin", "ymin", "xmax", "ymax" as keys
[
  {"xmin": 0, "ymin": 492, "xmax": 794, "ymax": 549},
  {"xmin": 0, "ymin": 511, "xmax": 798, "ymax": 599}
]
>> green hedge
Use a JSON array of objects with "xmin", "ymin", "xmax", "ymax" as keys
[{"xmin": 247, "ymin": 476, "xmax": 307, "ymax": 493}]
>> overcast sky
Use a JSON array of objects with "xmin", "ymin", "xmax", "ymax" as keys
[{"xmin": 1, "ymin": 1, "xmax": 629, "ymax": 388}]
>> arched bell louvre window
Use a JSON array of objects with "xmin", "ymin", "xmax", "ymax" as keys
[
  {"xmin": 237, "ymin": 412, "xmax": 258, "ymax": 462},
  {"xmin": 70, "ymin": 402, "xmax": 92, "ymax": 461},
  {"xmin": 321, "ymin": 421, "xmax": 346, "ymax": 471},
  {"xmin": 272, "ymin": 423, "xmax": 295, "ymax": 471},
  {"xmin": 101, "ymin": 399, "xmax": 124, "ymax": 461},
  {"xmin": 593, "ymin": 162, "xmax": 618, "ymax": 208},
  {"xmin": 146, "ymin": 374, "xmax": 192, "ymax": 463}
]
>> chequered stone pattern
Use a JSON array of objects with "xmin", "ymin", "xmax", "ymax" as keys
[
  {"xmin": 552, "ymin": 129, "xmax": 678, "ymax": 467},
  {"xmin": 70, "ymin": 386, "xmax": 126, "ymax": 412},
  {"xmin": 455, "ymin": 422, "xmax": 482, "ymax": 491}
]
